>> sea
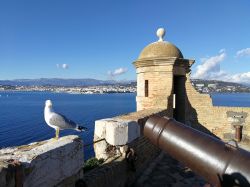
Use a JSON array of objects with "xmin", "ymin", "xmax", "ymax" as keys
[{"xmin": 0, "ymin": 91, "xmax": 250, "ymax": 160}]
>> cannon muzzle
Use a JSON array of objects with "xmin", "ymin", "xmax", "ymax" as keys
[{"xmin": 144, "ymin": 115, "xmax": 250, "ymax": 186}]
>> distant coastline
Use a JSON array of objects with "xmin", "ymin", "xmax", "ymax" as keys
[
  {"xmin": 0, "ymin": 85, "xmax": 136, "ymax": 94},
  {"xmin": 0, "ymin": 78, "xmax": 249, "ymax": 94}
]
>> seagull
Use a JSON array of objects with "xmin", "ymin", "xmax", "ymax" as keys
[{"xmin": 44, "ymin": 100, "xmax": 87, "ymax": 139}]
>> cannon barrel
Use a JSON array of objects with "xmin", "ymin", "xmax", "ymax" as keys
[{"xmin": 144, "ymin": 115, "xmax": 250, "ymax": 186}]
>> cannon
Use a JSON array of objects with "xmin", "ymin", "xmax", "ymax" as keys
[{"xmin": 144, "ymin": 115, "xmax": 250, "ymax": 186}]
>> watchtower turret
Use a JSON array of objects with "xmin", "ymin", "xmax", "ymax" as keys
[{"xmin": 133, "ymin": 28, "xmax": 194, "ymax": 122}]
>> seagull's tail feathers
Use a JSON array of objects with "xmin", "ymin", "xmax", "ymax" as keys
[{"xmin": 76, "ymin": 125, "xmax": 88, "ymax": 132}]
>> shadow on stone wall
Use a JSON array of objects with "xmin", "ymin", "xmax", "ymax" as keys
[
  {"xmin": 81, "ymin": 136, "xmax": 161, "ymax": 187},
  {"xmin": 183, "ymin": 77, "xmax": 220, "ymax": 139},
  {"xmin": 185, "ymin": 100, "xmax": 218, "ymax": 138}
]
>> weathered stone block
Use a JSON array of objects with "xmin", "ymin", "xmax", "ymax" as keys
[
  {"xmin": 94, "ymin": 118, "xmax": 141, "ymax": 146},
  {"xmin": 0, "ymin": 135, "xmax": 84, "ymax": 187},
  {"xmin": 94, "ymin": 135, "xmax": 109, "ymax": 160},
  {"xmin": 106, "ymin": 120, "xmax": 140, "ymax": 146},
  {"xmin": 94, "ymin": 118, "xmax": 113, "ymax": 138}
]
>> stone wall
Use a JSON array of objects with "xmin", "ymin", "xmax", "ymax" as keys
[
  {"xmin": 84, "ymin": 136, "xmax": 160, "ymax": 187},
  {"xmin": 134, "ymin": 59, "xmax": 175, "ymax": 111},
  {"xmin": 88, "ymin": 108, "xmax": 168, "ymax": 187},
  {"xmin": 0, "ymin": 135, "xmax": 84, "ymax": 187},
  {"xmin": 185, "ymin": 76, "xmax": 250, "ymax": 147}
]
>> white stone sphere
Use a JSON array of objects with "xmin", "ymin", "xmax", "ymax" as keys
[{"xmin": 156, "ymin": 28, "xmax": 165, "ymax": 41}]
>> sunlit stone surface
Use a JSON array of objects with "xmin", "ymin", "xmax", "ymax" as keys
[{"xmin": 0, "ymin": 135, "xmax": 84, "ymax": 187}]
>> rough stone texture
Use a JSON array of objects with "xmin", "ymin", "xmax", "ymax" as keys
[
  {"xmin": 135, "ymin": 152, "xmax": 207, "ymax": 187},
  {"xmin": 85, "ymin": 136, "xmax": 161, "ymax": 187},
  {"xmin": 56, "ymin": 169, "xmax": 84, "ymax": 187},
  {"xmin": 138, "ymin": 41, "xmax": 183, "ymax": 59},
  {"xmin": 0, "ymin": 135, "xmax": 84, "ymax": 187},
  {"xmin": 83, "ymin": 156, "xmax": 127, "ymax": 187},
  {"xmin": 91, "ymin": 109, "xmax": 170, "ymax": 186},
  {"xmin": 134, "ymin": 60, "xmax": 174, "ymax": 111},
  {"xmin": 94, "ymin": 118, "xmax": 140, "ymax": 146},
  {"xmin": 94, "ymin": 109, "xmax": 168, "ymax": 160},
  {"xmin": 185, "ymin": 75, "xmax": 250, "ymax": 149},
  {"xmin": 93, "ymin": 135, "xmax": 109, "ymax": 160},
  {"xmin": 133, "ymin": 57, "xmax": 191, "ymax": 111},
  {"xmin": 94, "ymin": 118, "xmax": 112, "ymax": 138},
  {"xmin": 106, "ymin": 120, "xmax": 140, "ymax": 145}
]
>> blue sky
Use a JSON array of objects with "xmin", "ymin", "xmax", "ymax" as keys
[{"xmin": 0, "ymin": 0, "xmax": 250, "ymax": 83}]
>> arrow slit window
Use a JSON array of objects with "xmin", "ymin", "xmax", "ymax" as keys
[{"xmin": 145, "ymin": 80, "xmax": 148, "ymax": 97}]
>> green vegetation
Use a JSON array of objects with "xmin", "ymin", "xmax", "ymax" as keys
[{"xmin": 83, "ymin": 157, "xmax": 104, "ymax": 172}]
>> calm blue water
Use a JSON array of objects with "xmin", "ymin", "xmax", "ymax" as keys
[
  {"xmin": 211, "ymin": 93, "xmax": 250, "ymax": 107},
  {"xmin": 0, "ymin": 92, "xmax": 250, "ymax": 159},
  {"xmin": 0, "ymin": 91, "xmax": 136, "ymax": 159}
]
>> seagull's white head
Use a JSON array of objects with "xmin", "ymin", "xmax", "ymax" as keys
[{"xmin": 45, "ymin": 100, "xmax": 53, "ymax": 108}]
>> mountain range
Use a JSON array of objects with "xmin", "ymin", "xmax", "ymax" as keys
[
  {"xmin": 0, "ymin": 78, "xmax": 248, "ymax": 87},
  {"xmin": 0, "ymin": 78, "xmax": 135, "ymax": 86},
  {"xmin": 191, "ymin": 79, "xmax": 250, "ymax": 87}
]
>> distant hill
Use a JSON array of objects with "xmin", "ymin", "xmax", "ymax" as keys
[
  {"xmin": 0, "ymin": 78, "xmax": 248, "ymax": 88},
  {"xmin": 191, "ymin": 79, "xmax": 248, "ymax": 87},
  {"xmin": 191, "ymin": 79, "xmax": 250, "ymax": 93},
  {"xmin": 0, "ymin": 78, "xmax": 135, "ymax": 87}
]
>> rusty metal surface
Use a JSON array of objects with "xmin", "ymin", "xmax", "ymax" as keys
[
  {"xmin": 234, "ymin": 125, "xmax": 243, "ymax": 142},
  {"xmin": 144, "ymin": 115, "xmax": 250, "ymax": 187}
]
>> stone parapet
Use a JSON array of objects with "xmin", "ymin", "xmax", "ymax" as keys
[
  {"xmin": 93, "ymin": 108, "xmax": 168, "ymax": 160},
  {"xmin": 91, "ymin": 109, "xmax": 167, "ymax": 186},
  {"xmin": 0, "ymin": 135, "xmax": 84, "ymax": 187},
  {"xmin": 185, "ymin": 77, "xmax": 250, "ymax": 149},
  {"xmin": 86, "ymin": 136, "xmax": 161, "ymax": 187},
  {"xmin": 95, "ymin": 118, "xmax": 140, "ymax": 146}
]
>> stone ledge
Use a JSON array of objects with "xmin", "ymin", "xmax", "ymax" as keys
[
  {"xmin": 94, "ymin": 109, "xmax": 168, "ymax": 160},
  {"xmin": 0, "ymin": 135, "xmax": 84, "ymax": 187},
  {"xmin": 94, "ymin": 109, "xmax": 167, "ymax": 147},
  {"xmin": 95, "ymin": 118, "xmax": 140, "ymax": 146}
]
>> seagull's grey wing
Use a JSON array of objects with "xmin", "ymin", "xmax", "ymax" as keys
[{"xmin": 49, "ymin": 112, "xmax": 77, "ymax": 129}]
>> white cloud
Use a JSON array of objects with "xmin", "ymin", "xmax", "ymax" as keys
[
  {"xmin": 56, "ymin": 63, "xmax": 69, "ymax": 69},
  {"xmin": 219, "ymin": 48, "xmax": 226, "ymax": 53},
  {"xmin": 229, "ymin": 72, "xmax": 250, "ymax": 83},
  {"xmin": 192, "ymin": 50, "xmax": 250, "ymax": 84},
  {"xmin": 62, "ymin": 64, "xmax": 69, "ymax": 69},
  {"xmin": 192, "ymin": 50, "xmax": 226, "ymax": 79},
  {"xmin": 236, "ymin": 48, "xmax": 250, "ymax": 57},
  {"xmin": 108, "ymin": 67, "xmax": 128, "ymax": 77}
]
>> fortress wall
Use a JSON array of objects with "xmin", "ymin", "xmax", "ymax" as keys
[
  {"xmin": 90, "ymin": 108, "xmax": 168, "ymax": 187},
  {"xmin": 185, "ymin": 77, "xmax": 250, "ymax": 145},
  {"xmin": 0, "ymin": 135, "xmax": 84, "ymax": 187},
  {"xmin": 85, "ymin": 136, "xmax": 160, "ymax": 187}
]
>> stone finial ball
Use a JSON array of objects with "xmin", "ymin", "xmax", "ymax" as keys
[{"xmin": 156, "ymin": 28, "xmax": 165, "ymax": 41}]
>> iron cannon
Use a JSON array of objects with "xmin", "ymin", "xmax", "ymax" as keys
[{"xmin": 144, "ymin": 115, "xmax": 250, "ymax": 186}]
